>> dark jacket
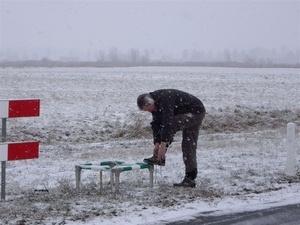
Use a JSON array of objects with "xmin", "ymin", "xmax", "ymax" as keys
[{"xmin": 150, "ymin": 89, "xmax": 205, "ymax": 143}]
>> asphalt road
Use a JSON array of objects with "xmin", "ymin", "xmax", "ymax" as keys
[{"xmin": 166, "ymin": 203, "xmax": 300, "ymax": 225}]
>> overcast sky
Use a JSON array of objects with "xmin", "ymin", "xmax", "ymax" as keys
[{"xmin": 1, "ymin": 0, "xmax": 299, "ymax": 60}]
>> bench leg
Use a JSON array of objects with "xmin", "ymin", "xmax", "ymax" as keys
[
  {"xmin": 148, "ymin": 164, "xmax": 154, "ymax": 188},
  {"xmin": 110, "ymin": 171, "xmax": 114, "ymax": 191},
  {"xmin": 114, "ymin": 171, "xmax": 121, "ymax": 192},
  {"xmin": 100, "ymin": 171, "xmax": 103, "ymax": 190},
  {"xmin": 75, "ymin": 165, "xmax": 81, "ymax": 191}
]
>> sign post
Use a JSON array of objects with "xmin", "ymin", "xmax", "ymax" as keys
[
  {"xmin": 286, "ymin": 123, "xmax": 296, "ymax": 176},
  {"xmin": 0, "ymin": 99, "xmax": 40, "ymax": 201},
  {"xmin": 1, "ymin": 118, "xmax": 6, "ymax": 200}
]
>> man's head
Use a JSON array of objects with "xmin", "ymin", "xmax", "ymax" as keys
[{"xmin": 137, "ymin": 93, "xmax": 156, "ymax": 112}]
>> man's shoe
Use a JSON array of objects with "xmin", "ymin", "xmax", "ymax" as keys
[
  {"xmin": 143, "ymin": 154, "xmax": 165, "ymax": 166},
  {"xmin": 173, "ymin": 177, "xmax": 196, "ymax": 188}
]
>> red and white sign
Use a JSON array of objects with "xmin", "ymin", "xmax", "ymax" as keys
[
  {"xmin": 0, "ymin": 99, "xmax": 40, "ymax": 118},
  {"xmin": 0, "ymin": 142, "xmax": 39, "ymax": 161}
]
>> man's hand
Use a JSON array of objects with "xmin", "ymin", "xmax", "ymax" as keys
[{"xmin": 157, "ymin": 142, "xmax": 169, "ymax": 161}]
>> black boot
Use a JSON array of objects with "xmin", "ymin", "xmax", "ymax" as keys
[
  {"xmin": 173, "ymin": 169, "xmax": 197, "ymax": 188},
  {"xmin": 143, "ymin": 145, "xmax": 168, "ymax": 166},
  {"xmin": 173, "ymin": 177, "xmax": 196, "ymax": 188},
  {"xmin": 143, "ymin": 154, "xmax": 165, "ymax": 166}
]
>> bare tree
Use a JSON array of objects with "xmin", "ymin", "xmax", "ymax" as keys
[
  {"xmin": 94, "ymin": 50, "xmax": 106, "ymax": 62},
  {"xmin": 142, "ymin": 48, "xmax": 150, "ymax": 63},
  {"xmin": 130, "ymin": 48, "xmax": 140, "ymax": 62},
  {"xmin": 109, "ymin": 47, "xmax": 118, "ymax": 62},
  {"xmin": 223, "ymin": 49, "xmax": 231, "ymax": 62},
  {"xmin": 182, "ymin": 49, "xmax": 189, "ymax": 62}
]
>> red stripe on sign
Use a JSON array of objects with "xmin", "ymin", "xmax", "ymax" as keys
[
  {"xmin": 7, "ymin": 142, "xmax": 39, "ymax": 161},
  {"xmin": 9, "ymin": 99, "xmax": 40, "ymax": 118}
]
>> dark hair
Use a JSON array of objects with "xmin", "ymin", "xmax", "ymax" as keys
[{"xmin": 137, "ymin": 93, "xmax": 153, "ymax": 110}]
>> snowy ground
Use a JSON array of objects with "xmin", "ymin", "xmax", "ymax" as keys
[{"xmin": 0, "ymin": 66, "xmax": 299, "ymax": 225}]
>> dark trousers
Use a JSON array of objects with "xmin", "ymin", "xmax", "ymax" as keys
[{"xmin": 171, "ymin": 112, "xmax": 205, "ymax": 175}]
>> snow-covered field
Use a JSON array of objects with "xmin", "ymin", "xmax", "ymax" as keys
[{"xmin": 0, "ymin": 66, "xmax": 299, "ymax": 225}]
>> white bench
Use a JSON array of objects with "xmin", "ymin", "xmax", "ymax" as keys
[{"xmin": 75, "ymin": 161, "xmax": 154, "ymax": 192}]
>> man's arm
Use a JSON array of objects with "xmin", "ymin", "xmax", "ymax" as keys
[
  {"xmin": 150, "ymin": 117, "xmax": 161, "ymax": 144},
  {"xmin": 157, "ymin": 141, "xmax": 169, "ymax": 161},
  {"xmin": 152, "ymin": 142, "xmax": 159, "ymax": 155},
  {"xmin": 160, "ymin": 95, "xmax": 176, "ymax": 143}
]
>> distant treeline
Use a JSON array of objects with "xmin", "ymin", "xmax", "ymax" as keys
[{"xmin": 0, "ymin": 59, "xmax": 299, "ymax": 68}]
